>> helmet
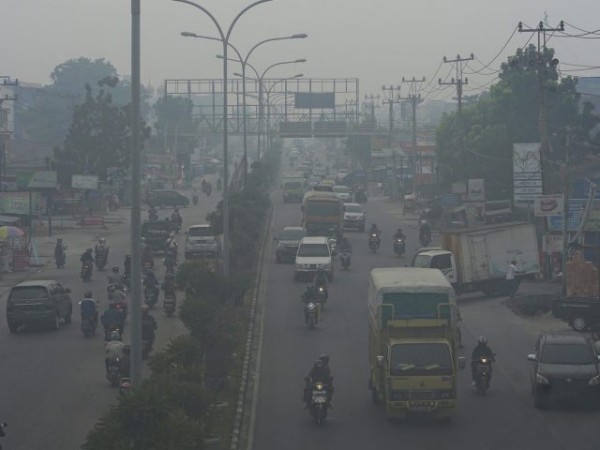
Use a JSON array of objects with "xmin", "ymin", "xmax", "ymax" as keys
[
  {"xmin": 84, "ymin": 291, "xmax": 93, "ymax": 299},
  {"xmin": 142, "ymin": 304, "xmax": 150, "ymax": 314},
  {"xmin": 319, "ymin": 354, "xmax": 330, "ymax": 365},
  {"xmin": 99, "ymin": 238, "xmax": 106, "ymax": 244},
  {"xmin": 57, "ymin": 238, "xmax": 63, "ymax": 242},
  {"xmin": 477, "ymin": 336, "xmax": 487, "ymax": 345},
  {"xmin": 109, "ymin": 331, "xmax": 121, "ymax": 341},
  {"xmin": 314, "ymin": 360, "xmax": 324, "ymax": 369},
  {"xmin": 112, "ymin": 266, "xmax": 120, "ymax": 273}
]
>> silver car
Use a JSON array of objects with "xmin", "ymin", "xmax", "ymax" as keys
[{"xmin": 185, "ymin": 224, "xmax": 221, "ymax": 259}]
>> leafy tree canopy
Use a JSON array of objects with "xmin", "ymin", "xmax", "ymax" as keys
[{"xmin": 436, "ymin": 44, "xmax": 599, "ymax": 198}]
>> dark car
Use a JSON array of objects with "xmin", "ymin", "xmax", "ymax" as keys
[
  {"xmin": 274, "ymin": 226, "xmax": 305, "ymax": 263},
  {"xmin": 7, "ymin": 280, "xmax": 73, "ymax": 333},
  {"xmin": 141, "ymin": 220, "xmax": 172, "ymax": 253},
  {"xmin": 146, "ymin": 189, "xmax": 189, "ymax": 208},
  {"xmin": 527, "ymin": 332, "xmax": 600, "ymax": 409},
  {"xmin": 552, "ymin": 296, "xmax": 600, "ymax": 332}
]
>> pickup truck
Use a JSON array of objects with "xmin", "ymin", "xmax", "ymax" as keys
[{"xmin": 552, "ymin": 297, "xmax": 600, "ymax": 332}]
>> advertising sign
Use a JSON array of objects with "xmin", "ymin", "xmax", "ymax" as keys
[
  {"xmin": 468, "ymin": 178, "xmax": 485, "ymax": 202},
  {"xmin": 547, "ymin": 199, "xmax": 587, "ymax": 232},
  {"xmin": 294, "ymin": 92, "xmax": 335, "ymax": 109},
  {"xmin": 451, "ymin": 181, "xmax": 467, "ymax": 195},
  {"xmin": 0, "ymin": 192, "xmax": 42, "ymax": 215},
  {"xmin": 72, "ymin": 175, "xmax": 98, "ymax": 190},
  {"xmin": 513, "ymin": 143, "xmax": 543, "ymax": 202},
  {"xmin": 534, "ymin": 194, "xmax": 564, "ymax": 217}
]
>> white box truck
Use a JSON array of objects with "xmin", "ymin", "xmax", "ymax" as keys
[{"xmin": 412, "ymin": 222, "xmax": 540, "ymax": 296}]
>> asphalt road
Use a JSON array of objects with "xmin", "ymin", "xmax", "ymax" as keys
[
  {"xmin": 252, "ymin": 175, "xmax": 600, "ymax": 450},
  {"xmin": 0, "ymin": 177, "xmax": 221, "ymax": 450}
]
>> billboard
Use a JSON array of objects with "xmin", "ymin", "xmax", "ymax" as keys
[
  {"xmin": 294, "ymin": 92, "xmax": 335, "ymax": 109},
  {"xmin": 0, "ymin": 192, "xmax": 42, "ymax": 215},
  {"xmin": 534, "ymin": 194, "xmax": 564, "ymax": 217},
  {"xmin": 72, "ymin": 175, "xmax": 98, "ymax": 190},
  {"xmin": 468, "ymin": 179, "xmax": 485, "ymax": 202},
  {"xmin": 513, "ymin": 143, "xmax": 543, "ymax": 202}
]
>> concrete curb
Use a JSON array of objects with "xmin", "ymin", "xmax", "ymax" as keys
[{"xmin": 229, "ymin": 205, "xmax": 273, "ymax": 450}]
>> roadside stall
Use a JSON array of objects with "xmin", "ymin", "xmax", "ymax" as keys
[{"xmin": 0, "ymin": 226, "xmax": 27, "ymax": 272}]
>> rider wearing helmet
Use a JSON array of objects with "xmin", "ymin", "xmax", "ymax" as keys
[
  {"xmin": 471, "ymin": 336, "xmax": 494, "ymax": 383},
  {"xmin": 101, "ymin": 301, "xmax": 126, "ymax": 338},
  {"xmin": 80, "ymin": 291, "xmax": 98, "ymax": 326},
  {"xmin": 313, "ymin": 267, "xmax": 329, "ymax": 288},
  {"xmin": 108, "ymin": 266, "xmax": 121, "ymax": 285},
  {"xmin": 141, "ymin": 304, "xmax": 158, "ymax": 351},
  {"xmin": 339, "ymin": 237, "xmax": 352, "ymax": 253},
  {"xmin": 370, "ymin": 223, "xmax": 381, "ymax": 235},
  {"xmin": 80, "ymin": 248, "xmax": 94, "ymax": 264},
  {"xmin": 393, "ymin": 227, "xmax": 406, "ymax": 240},
  {"xmin": 105, "ymin": 331, "xmax": 125, "ymax": 373}
]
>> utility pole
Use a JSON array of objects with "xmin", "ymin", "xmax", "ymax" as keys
[
  {"xmin": 401, "ymin": 77, "xmax": 425, "ymax": 195},
  {"xmin": 363, "ymin": 94, "xmax": 380, "ymax": 126},
  {"xmin": 518, "ymin": 21, "xmax": 564, "ymax": 157},
  {"xmin": 382, "ymin": 86, "xmax": 402, "ymax": 200},
  {"xmin": 561, "ymin": 129, "xmax": 571, "ymax": 297}
]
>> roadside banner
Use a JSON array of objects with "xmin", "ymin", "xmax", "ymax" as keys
[
  {"xmin": 534, "ymin": 194, "xmax": 564, "ymax": 217},
  {"xmin": 72, "ymin": 175, "xmax": 98, "ymax": 190},
  {"xmin": 513, "ymin": 143, "xmax": 543, "ymax": 202}
]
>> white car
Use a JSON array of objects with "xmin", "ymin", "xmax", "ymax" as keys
[
  {"xmin": 343, "ymin": 202, "xmax": 366, "ymax": 231},
  {"xmin": 333, "ymin": 185, "xmax": 352, "ymax": 202},
  {"xmin": 336, "ymin": 169, "xmax": 349, "ymax": 182},
  {"xmin": 184, "ymin": 224, "xmax": 221, "ymax": 259},
  {"xmin": 294, "ymin": 236, "xmax": 334, "ymax": 281}
]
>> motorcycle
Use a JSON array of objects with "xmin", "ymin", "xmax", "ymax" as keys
[
  {"xmin": 307, "ymin": 379, "xmax": 330, "ymax": 425},
  {"xmin": 164, "ymin": 295, "xmax": 176, "ymax": 317},
  {"xmin": 304, "ymin": 301, "xmax": 319, "ymax": 328},
  {"xmin": 340, "ymin": 251, "xmax": 351, "ymax": 270},
  {"xmin": 368, "ymin": 233, "xmax": 380, "ymax": 253},
  {"xmin": 171, "ymin": 216, "xmax": 183, "ymax": 234},
  {"xmin": 95, "ymin": 248, "xmax": 108, "ymax": 270},
  {"xmin": 393, "ymin": 238, "xmax": 406, "ymax": 257},
  {"xmin": 80, "ymin": 314, "xmax": 97, "ymax": 337},
  {"xmin": 316, "ymin": 285, "xmax": 328, "ymax": 305},
  {"xmin": 81, "ymin": 261, "xmax": 93, "ymax": 282},
  {"xmin": 144, "ymin": 285, "xmax": 159, "ymax": 308},
  {"xmin": 474, "ymin": 356, "xmax": 493, "ymax": 396},
  {"xmin": 104, "ymin": 325, "xmax": 123, "ymax": 342},
  {"xmin": 164, "ymin": 257, "xmax": 177, "ymax": 276},
  {"xmin": 106, "ymin": 359, "xmax": 121, "ymax": 387},
  {"xmin": 119, "ymin": 377, "xmax": 132, "ymax": 396}
]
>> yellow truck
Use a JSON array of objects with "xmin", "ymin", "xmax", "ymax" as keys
[
  {"xmin": 301, "ymin": 191, "xmax": 343, "ymax": 237},
  {"xmin": 368, "ymin": 267, "xmax": 465, "ymax": 419}
]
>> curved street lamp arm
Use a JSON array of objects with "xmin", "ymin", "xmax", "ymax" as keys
[
  {"xmin": 244, "ymin": 35, "xmax": 297, "ymax": 65},
  {"xmin": 226, "ymin": 0, "xmax": 274, "ymax": 42},
  {"xmin": 173, "ymin": 0, "xmax": 225, "ymax": 40},
  {"xmin": 185, "ymin": 33, "xmax": 244, "ymax": 63},
  {"xmin": 261, "ymin": 59, "xmax": 304, "ymax": 80}
]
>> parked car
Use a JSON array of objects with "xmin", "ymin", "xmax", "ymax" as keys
[
  {"xmin": 146, "ymin": 189, "xmax": 189, "ymax": 208},
  {"xmin": 7, "ymin": 280, "xmax": 73, "ymax": 333},
  {"xmin": 343, "ymin": 202, "xmax": 366, "ymax": 231},
  {"xmin": 185, "ymin": 224, "xmax": 221, "ymax": 259},
  {"xmin": 274, "ymin": 226, "xmax": 305, "ymax": 263},
  {"xmin": 527, "ymin": 332, "xmax": 600, "ymax": 409},
  {"xmin": 294, "ymin": 236, "xmax": 334, "ymax": 281},
  {"xmin": 552, "ymin": 296, "xmax": 600, "ymax": 331}
]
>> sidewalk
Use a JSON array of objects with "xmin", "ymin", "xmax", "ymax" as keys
[{"xmin": 0, "ymin": 208, "xmax": 130, "ymax": 292}]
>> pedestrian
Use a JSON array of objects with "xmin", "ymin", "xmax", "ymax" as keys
[{"xmin": 506, "ymin": 259, "xmax": 518, "ymax": 298}]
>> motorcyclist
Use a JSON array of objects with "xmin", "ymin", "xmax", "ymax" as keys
[
  {"xmin": 339, "ymin": 237, "xmax": 352, "ymax": 253},
  {"xmin": 171, "ymin": 208, "xmax": 182, "ymax": 228},
  {"xmin": 54, "ymin": 238, "xmax": 66, "ymax": 267},
  {"xmin": 108, "ymin": 266, "xmax": 122, "ymax": 286},
  {"xmin": 107, "ymin": 283, "xmax": 126, "ymax": 307},
  {"xmin": 162, "ymin": 272, "xmax": 177, "ymax": 298},
  {"xmin": 119, "ymin": 345, "xmax": 131, "ymax": 378},
  {"xmin": 471, "ymin": 336, "xmax": 495, "ymax": 384},
  {"xmin": 142, "ymin": 245, "xmax": 154, "ymax": 269},
  {"xmin": 123, "ymin": 255, "xmax": 131, "ymax": 281},
  {"xmin": 94, "ymin": 237, "xmax": 109, "ymax": 261},
  {"xmin": 80, "ymin": 248, "xmax": 94, "ymax": 265},
  {"xmin": 319, "ymin": 354, "xmax": 334, "ymax": 403},
  {"xmin": 313, "ymin": 267, "xmax": 329, "ymax": 289},
  {"xmin": 148, "ymin": 206, "xmax": 159, "ymax": 221},
  {"xmin": 393, "ymin": 228, "xmax": 406, "ymax": 240},
  {"xmin": 165, "ymin": 234, "xmax": 178, "ymax": 259},
  {"xmin": 304, "ymin": 359, "xmax": 333, "ymax": 407},
  {"xmin": 164, "ymin": 255, "xmax": 178, "ymax": 274},
  {"xmin": 419, "ymin": 221, "xmax": 431, "ymax": 245},
  {"xmin": 101, "ymin": 302, "xmax": 126, "ymax": 338},
  {"xmin": 141, "ymin": 305, "xmax": 158, "ymax": 351},
  {"xmin": 144, "ymin": 268, "xmax": 159, "ymax": 289},
  {"xmin": 80, "ymin": 290, "xmax": 98, "ymax": 327},
  {"xmin": 105, "ymin": 331, "xmax": 125, "ymax": 373}
]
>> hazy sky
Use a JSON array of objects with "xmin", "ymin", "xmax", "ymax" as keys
[{"xmin": 2, "ymin": 0, "xmax": 600, "ymax": 101}]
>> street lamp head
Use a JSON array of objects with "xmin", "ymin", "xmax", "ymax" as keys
[
  {"xmin": 295, "ymin": 59, "xmax": 307, "ymax": 63},
  {"xmin": 216, "ymin": 54, "xmax": 224, "ymax": 59},
  {"xmin": 291, "ymin": 33, "xmax": 308, "ymax": 39},
  {"xmin": 233, "ymin": 72, "xmax": 243, "ymax": 78},
  {"xmin": 293, "ymin": 74, "xmax": 304, "ymax": 78},
  {"xmin": 180, "ymin": 31, "xmax": 197, "ymax": 38}
]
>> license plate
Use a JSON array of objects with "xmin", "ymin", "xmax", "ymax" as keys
[
  {"xmin": 411, "ymin": 406, "xmax": 434, "ymax": 412},
  {"xmin": 312, "ymin": 391, "xmax": 327, "ymax": 403}
]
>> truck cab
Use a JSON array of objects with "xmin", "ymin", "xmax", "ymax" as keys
[{"xmin": 412, "ymin": 249, "xmax": 457, "ymax": 286}]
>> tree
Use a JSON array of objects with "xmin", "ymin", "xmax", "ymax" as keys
[
  {"xmin": 436, "ymin": 44, "xmax": 598, "ymax": 198},
  {"xmin": 16, "ymin": 57, "xmax": 151, "ymax": 152},
  {"xmin": 151, "ymin": 96, "xmax": 196, "ymax": 150},
  {"xmin": 53, "ymin": 83, "xmax": 150, "ymax": 184}
]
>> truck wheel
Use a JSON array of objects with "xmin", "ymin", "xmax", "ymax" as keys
[{"xmin": 571, "ymin": 316, "xmax": 588, "ymax": 332}]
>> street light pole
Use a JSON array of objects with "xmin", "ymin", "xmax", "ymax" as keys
[
  {"xmin": 130, "ymin": 0, "xmax": 143, "ymax": 383},
  {"xmin": 174, "ymin": 0, "xmax": 273, "ymax": 278},
  {"xmin": 185, "ymin": 32, "xmax": 306, "ymax": 187}
]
